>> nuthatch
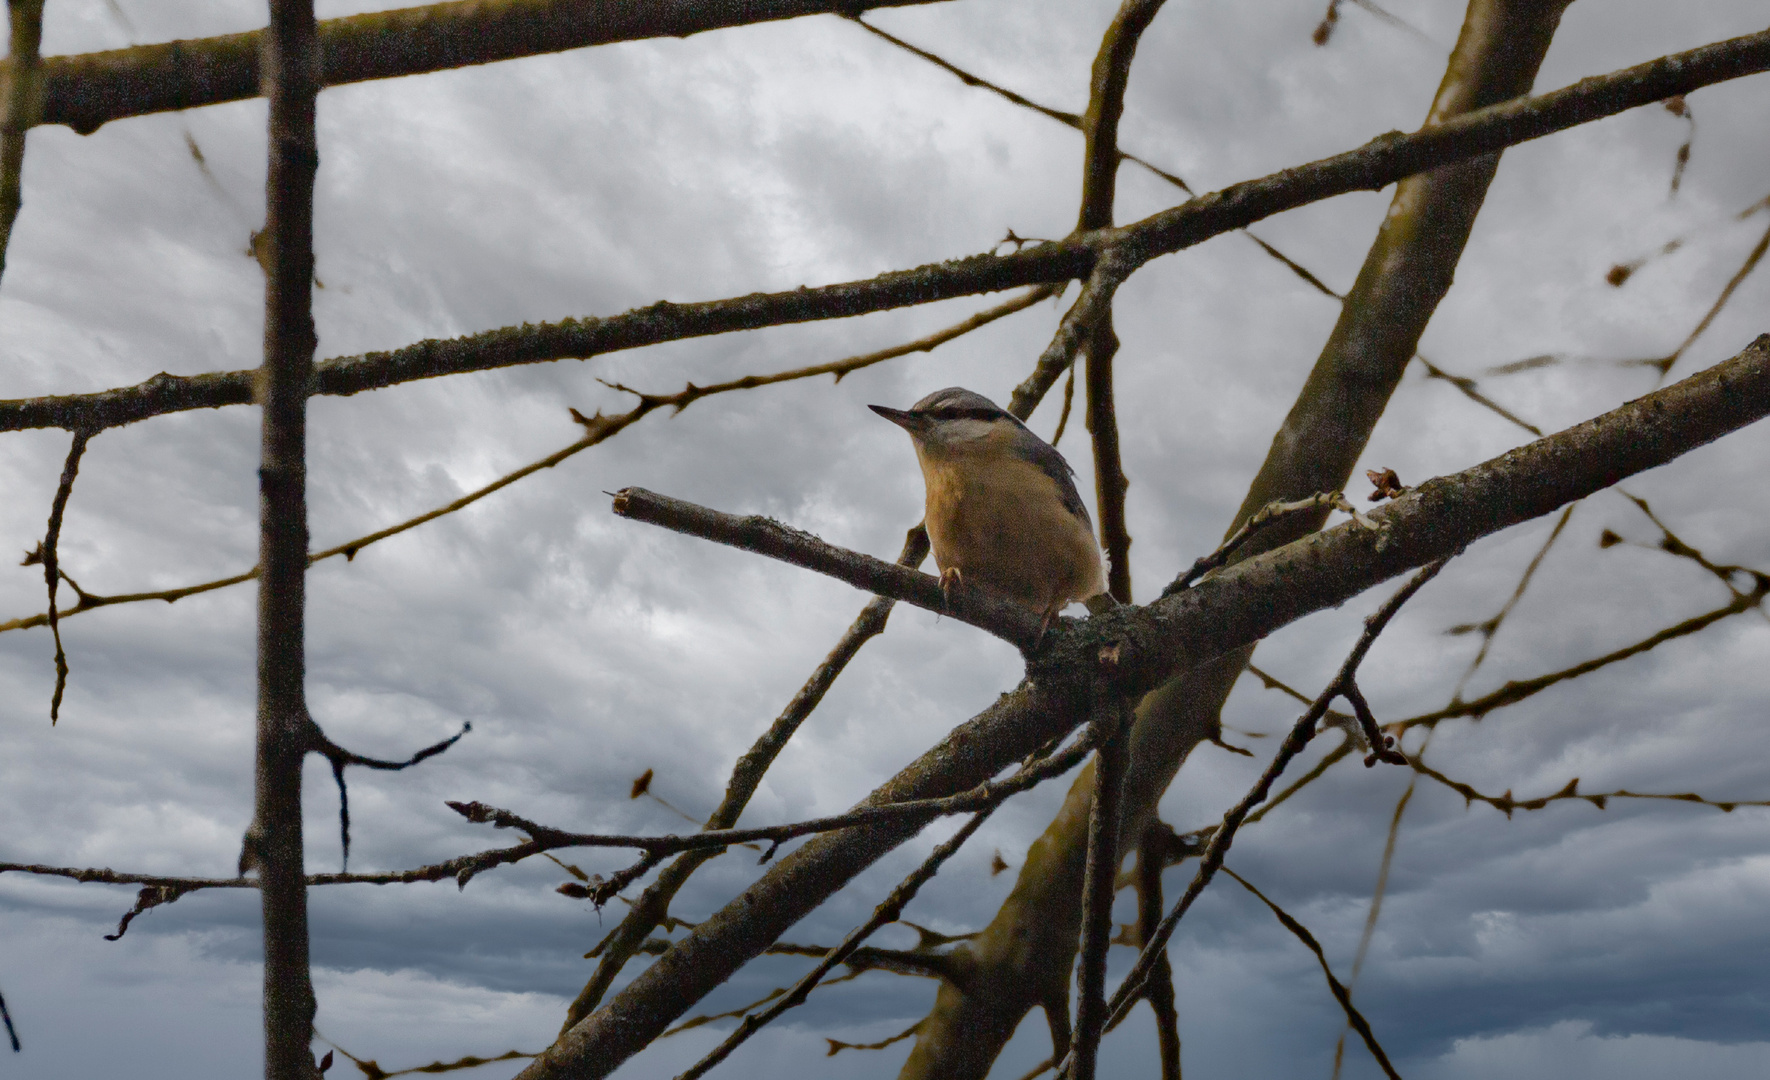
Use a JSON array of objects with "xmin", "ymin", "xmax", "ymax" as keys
[{"xmin": 870, "ymin": 387, "xmax": 1108, "ymax": 628}]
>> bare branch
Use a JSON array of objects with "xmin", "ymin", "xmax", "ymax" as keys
[
  {"xmin": 26, "ymin": 427, "xmax": 93, "ymax": 722},
  {"xmin": 24, "ymin": 0, "xmax": 953, "ymax": 135},
  {"xmin": 1410, "ymin": 761, "xmax": 1770, "ymax": 817},
  {"xmin": 447, "ymin": 730, "xmax": 1097, "ymax": 868},
  {"xmin": 1097, "ymin": 558, "xmax": 1450, "ymax": 1040},
  {"xmin": 1135, "ymin": 825, "xmax": 1181, "ymax": 1080},
  {"xmin": 9, "ymin": 28, "xmax": 1770, "ymax": 435},
  {"xmin": 674, "ymin": 807, "xmax": 998, "ymax": 1079},
  {"xmin": 1393, "ymin": 581, "xmax": 1768, "ymax": 733},
  {"xmin": 1446, "ymin": 504, "xmax": 1574, "ymax": 702},
  {"xmin": 1162, "ymin": 491, "xmax": 1356, "ymax": 596},
  {"xmin": 1222, "ymin": 868, "xmax": 1401, "ymax": 1080},
  {"xmin": 2, "ymin": 291, "xmax": 1039, "ymax": 636},
  {"xmin": 308, "ymin": 719, "xmax": 472, "ymax": 871},
  {"xmin": 1068, "ymin": 688, "xmax": 1132, "ymax": 1080},
  {"xmin": 1415, "ymin": 355, "xmax": 1544, "ymax": 437},
  {"xmin": 0, "ymin": 981, "xmax": 16, "ymax": 1052},
  {"xmin": 609, "ymin": 487, "xmax": 1048, "ymax": 650},
  {"xmin": 560, "ymin": 526, "xmax": 931, "ymax": 1028},
  {"xmin": 1331, "ymin": 764, "xmax": 1421, "ymax": 1080},
  {"xmin": 1637, "ymin": 215, "xmax": 1770, "ymax": 379},
  {"xmin": 1075, "ymin": 0, "xmax": 1167, "ymax": 605},
  {"xmin": 826, "ymin": 1019, "xmax": 925, "ymax": 1057}
]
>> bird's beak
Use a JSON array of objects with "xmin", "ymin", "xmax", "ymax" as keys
[{"xmin": 869, "ymin": 404, "xmax": 926, "ymax": 433}]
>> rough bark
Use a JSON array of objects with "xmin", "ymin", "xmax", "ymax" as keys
[{"xmin": 247, "ymin": 3, "xmax": 322, "ymax": 1077}]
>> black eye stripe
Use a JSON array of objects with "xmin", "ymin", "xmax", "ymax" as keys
[{"xmin": 917, "ymin": 406, "xmax": 1003, "ymax": 422}]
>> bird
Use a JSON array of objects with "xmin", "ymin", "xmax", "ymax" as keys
[{"xmin": 870, "ymin": 387, "xmax": 1109, "ymax": 629}]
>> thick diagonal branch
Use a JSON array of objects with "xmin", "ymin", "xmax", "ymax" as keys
[{"xmin": 518, "ymin": 338, "xmax": 1770, "ymax": 1080}]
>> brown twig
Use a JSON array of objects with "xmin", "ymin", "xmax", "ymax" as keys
[
  {"xmin": 1415, "ymin": 355, "xmax": 1544, "ymax": 437},
  {"xmin": 307, "ymin": 719, "xmax": 472, "ymax": 871},
  {"xmin": 1446, "ymin": 504, "xmax": 1574, "ymax": 701},
  {"xmin": 0, "ymin": 981, "xmax": 16, "ymax": 1052},
  {"xmin": 1099, "ymin": 558, "xmax": 1449, "ymax": 1035},
  {"xmin": 25, "ymin": 427, "xmax": 93, "ymax": 722},
  {"xmin": 1075, "ymin": 1, "xmax": 1166, "ymax": 605},
  {"xmin": 1136, "ymin": 824, "xmax": 1181, "ymax": 1080},
  {"xmin": 314, "ymin": 1030, "xmax": 537, "ymax": 1080},
  {"xmin": 11, "ymin": 28, "xmax": 1770, "ymax": 437},
  {"xmin": 448, "ymin": 730, "xmax": 1098, "ymax": 869},
  {"xmin": 1221, "ymin": 869, "xmax": 1401, "ymax": 1080},
  {"xmin": 674, "ymin": 806, "xmax": 999, "ymax": 1079},
  {"xmin": 1067, "ymin": 684, "xmax": 1133, "ymax": 1080},
  {"xmin": 1410, "ymin": 761, "xmax": 1770, "ymax": 817},
  {"xmin": 1392, "ymin": 584, "xmax": 1768, "ymax": 733},
  {"xmin": 1636, "ymin": 215, "xmax": 1770, "ymax": 379},
  {"xmin": 0, "ymin": 292, "xmax": 1038, "ymax": 636},
  {"xmin": 1163, "ymin": 491, "xmax": 1359, "ymax": 596},
  {"xmin": 1008, "ymin": 246, "xmax": 1137, "ymax": 421},
  {"xmin": 1329, "ymin": 763, "xmax": 1420, "ymax": 1080},
  {"xmin": 827, "ymin": 1019, "xmax": 925, "ymax": 1056},
  {"xmin": 560, "ymin": 526, "xmax": 931, "ymax": 1028},
  {"xmin": 609, "ymin": 487, "xmax": 1048, "ymax": 650}
]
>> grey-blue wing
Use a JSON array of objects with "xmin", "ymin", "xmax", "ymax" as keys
[{"xmin": 1013, "ymin": 433, "xmax": 1093, "ymax": 528}]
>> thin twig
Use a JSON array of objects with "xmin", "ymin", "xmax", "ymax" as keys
[
  {"xmin": 1391, "ymin": 584, "xmax": 1768, "ymax": 733},
  {"xmin": 447, "ymin": 730, "xmax": 1099, "ymax": 870},
  {"xmin": 827, "ymin": 1019, "xmax": 925, "ymax": 1057},
  {"xmin": 560, "ymin": 526, "xmax": 931, "ymax": 1028},
  {"xmin": 1446, "ymin": 504, "xmax": 1574, "ymax": 702},
  {"xmin": 1163, "ymin": 491, "xmax": 1358, "ymax": 596},
  {"xmin": 1639, "ymin": 215, "xmax": 1770, "ymax": 379},
  {"xmin": 1099, "ymin": 558, "xmax": 1450, "ymax": 1034},
  {"xmin": 610, "ymin": 487, "xmax": 1047, "ymax": 650},
  {"xmin": 307, "ymin": 718, "xmax": 472, "ymax": 871},
  {"xmin": 1008, "ymin": 246, "xmax": 1137, "ymax": 421},
  {"xmin": 1136, "ymin": 824, "xmax": 1181, "ymax": 1080},
  {"xmin": 28, "ymin": 427, "xmax": 93, "ymax": 722},
  {"xmin": 1329, "ymin": 757, "xmax": 1421, "ymax": 1080},
  {"xmin": 674, "ymin": 807, "xmax": 999, "ymax": 1079},
  {"xmin": 1075, "ymin": 0, "xmax": 1168, "ymax": 606},
  {"xmin": 1410, "ymin": 760, "xmax": 1770, "ymax": 817},
  {"xmin": 0, "ymin": 982, "xmax": 18, "ymax": 1052},
  {"xmin": 0, "ymin": 293, "xmax": 1039, "ymax": 637},
  {"xmin": 1222, "ymin": 869, "xmax": 1401, "ymax": 1080},
  {"xmin": 1068, "ymin": 683, "xmax": 1133, "ymax": 1080}
]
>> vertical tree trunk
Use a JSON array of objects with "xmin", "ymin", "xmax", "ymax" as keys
[{"xmin": 250, "ymin": 2, "xmax": 321, "ymax": 1077}]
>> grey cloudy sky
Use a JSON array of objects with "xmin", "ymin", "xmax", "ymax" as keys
[{"xmin": 1, "ymin": 1, "xmax": 1768, "ymax": 1078}]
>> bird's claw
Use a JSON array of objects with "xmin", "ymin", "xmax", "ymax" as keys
[{"xmin": 939, "ymin": 566, "xmax": 963, "ymax": 604}]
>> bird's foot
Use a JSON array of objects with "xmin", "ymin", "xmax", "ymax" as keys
[{"xmin": 939, "ymin": 566, "xmax": 964, "ymax": 606}]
